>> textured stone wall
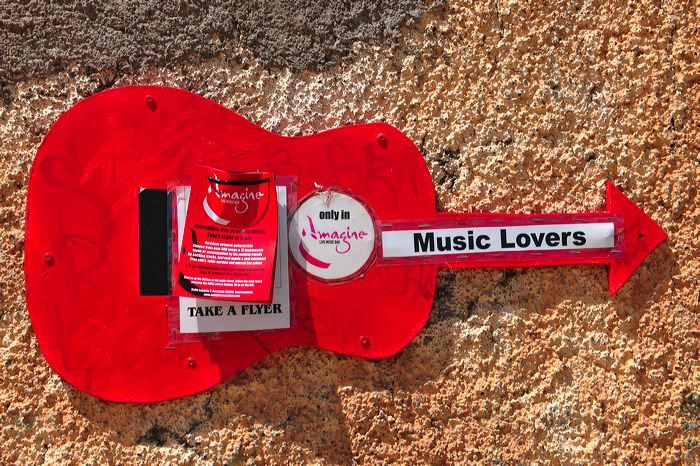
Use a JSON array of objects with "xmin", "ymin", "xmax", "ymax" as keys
[{"xmin": 1, "ymin": 0, "xmax": 698, "ymax": 464}]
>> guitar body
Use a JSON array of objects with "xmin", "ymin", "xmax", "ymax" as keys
[{"xmin": 24, "ymin": 86, "xmax": 438, "ymax": 402}]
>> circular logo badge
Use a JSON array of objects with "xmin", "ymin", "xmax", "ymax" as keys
[{"xmin": 289, "ymin": 191, "xmax": 376, "ymax": 281}]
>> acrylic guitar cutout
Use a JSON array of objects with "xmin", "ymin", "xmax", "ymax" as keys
[{"xmin": 24, "ymin": 86, "xmax": 666, "ymax": 402}]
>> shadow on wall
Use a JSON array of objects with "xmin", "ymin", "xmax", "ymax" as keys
[
  {"xmin": 65, "ymin": 319, "xmax": 460, "ymax": 463},
  {"xmin": 429, "ymin": 241, "xmax": 677, "ymax": 330},
  {"xmin": 64, "ymin": 242, "xmax": 675, "ymax": 462}
]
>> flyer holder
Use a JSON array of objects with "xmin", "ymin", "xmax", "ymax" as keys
[{"xmin": 166, "ymin": 176, "xmax": 298, "ymax": 345}]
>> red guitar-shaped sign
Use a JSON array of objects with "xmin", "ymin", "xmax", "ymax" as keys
[{"xmin": 24, "ymin": 86, "xmax": 666, "ymax": 402}]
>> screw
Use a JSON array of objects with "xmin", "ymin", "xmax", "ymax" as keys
[
  {"xmin": 43, "ymin": 252, "xmax": 54, "ymax": 267},
  {"xmin": 376, "ymin": 133, "xmax": 388, "ymax": 148},
  {"xmin": 187, "ymin": 357, "xmax": 196, "ymax": 368},
  {"xmin": 360, "ymin": 336, "xmax": 370, "ymax": 349},
  {"xmin": 145, "ymin": 95, "xmax": 156, "ymax": 111}
]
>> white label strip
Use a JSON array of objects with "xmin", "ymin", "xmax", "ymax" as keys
[
  {"xmin": 382, "ymin": 222, "xmax": 615, "ymax": 258},
  {"xmin": 177, "ymin": 185, "xmax": 290, "ymax": 334}
]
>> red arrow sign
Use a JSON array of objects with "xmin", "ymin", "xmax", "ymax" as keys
[{"xmin": 378, "ymin": 182, "xmax": 666, "ymax": 295}]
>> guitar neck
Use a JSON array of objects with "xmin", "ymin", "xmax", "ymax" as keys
[{"xmin": 377, "ymin": 211, "xmax": 624, "ymax": 269}]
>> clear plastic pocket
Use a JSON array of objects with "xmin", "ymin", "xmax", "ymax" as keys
[{"xmin": 166, "ymin": 176, "xmax": 298, "ymax": 345}]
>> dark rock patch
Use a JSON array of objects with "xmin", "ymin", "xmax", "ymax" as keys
[{"xmin": 0, "ymin": 0, "xmax": 442, "ymax": 82}]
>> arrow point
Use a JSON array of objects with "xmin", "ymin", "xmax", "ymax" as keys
[{"xmin": 606, "ymin": 182, "xmax": 667, "ymax": 295}]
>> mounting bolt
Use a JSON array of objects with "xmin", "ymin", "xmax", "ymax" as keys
[
  {"xmin": 360, "ymin": 336, "xmax": 370, "ymax": 349},
  {"xmin": 145, "ymin": 95, "xmax": 156, "ymax": 111},
  {"xmin": 43, "ymin": 252, "xmax": 54, "ymax": 267},
  {"xmin": 187, "ymin": 357, "xmax": 196, "ymax": 368},
  {"xmin": 376, "ymin": 133, "xmax": 388, "ymax": 148}
]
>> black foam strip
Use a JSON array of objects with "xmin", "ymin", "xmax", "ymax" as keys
[{"xmin": 139, "ymin": 189, "xmax": 171, "ymax": 296}]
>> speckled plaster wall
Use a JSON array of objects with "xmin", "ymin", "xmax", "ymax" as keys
[{"xmin": 1, "ymin": 1, "xmax": 699, "ymax": 464}]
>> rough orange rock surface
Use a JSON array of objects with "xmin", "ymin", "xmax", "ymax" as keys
[{"xmin": 1, "ymin": 1, "xmax": 699, "ymax": 464}]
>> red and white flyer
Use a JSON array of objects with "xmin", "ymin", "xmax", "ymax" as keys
[{"xmin": 175, "ymin": 166, "xmax": 278, "ymax": 302}]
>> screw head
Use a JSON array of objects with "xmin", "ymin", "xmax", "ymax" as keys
[
  {"xmin": 376, "ymin": 133, "xmax": 388, "ymax": 148},
  {"xmin": 360, "ymin": 336, "xmax": 370, "ymax": 349},
  {"xmin": 187, "ymin": 357, "xmax": 196, "ymax": 368},
  {"xmin": 43, "ymin": 252, "xmax": 54, "ymax": 267},
  {"xmin": 145, "ymin": 95, "xmax": 156, "ymax": 111}
]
